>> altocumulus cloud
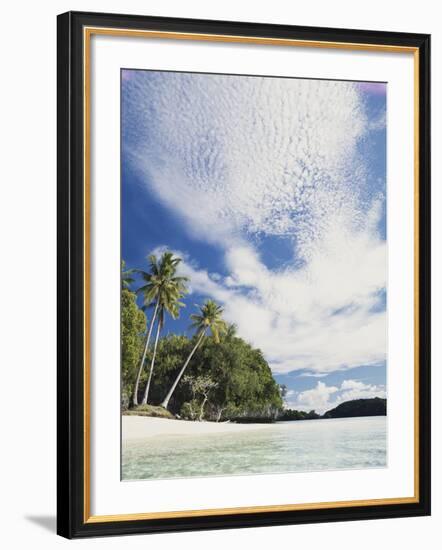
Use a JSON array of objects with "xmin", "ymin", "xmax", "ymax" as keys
[{"xmin": 123, "ymin": 71, "xmax": 386, "ymax": 375}]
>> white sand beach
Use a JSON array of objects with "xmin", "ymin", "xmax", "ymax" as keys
[{"xmin": 122, "ymin": 415, "xmax": 274, "ymax": 441}]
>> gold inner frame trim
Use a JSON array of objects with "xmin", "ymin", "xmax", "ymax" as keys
[{"xmin": 83, "ymin": 26, "xmax": 420, "ymax": 524}]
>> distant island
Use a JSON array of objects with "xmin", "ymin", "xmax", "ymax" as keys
[
  {"xmin": 322, "ymin": 397, "xmax": 386, "ymax": 419},
  {"xmin": 279, "ymin": 397, "xmax": 386, "ymax": 422}
]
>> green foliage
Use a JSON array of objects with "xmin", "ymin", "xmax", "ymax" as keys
[
  {"xmin": 136, "ymin": 252, "xmax": 188, "ymax": 319},
  {"xmin": 145, "ymin": 332, "xmax": 283, "ymax": 421},
  {"xmin": 279, "ymin": 409, "xmax": 320, "ymax": 421},
  {"xmin": 125, "ymin": 404, "xmax": 174, "ymax": 419},
  {"xmin": 182, "ymin": 374, "xmax": 218, "ymax": 421},
  {"xmin": 121, "ymin": 260, "xmax": 135, "ymax": 289},
  {"xmin": 183, "ymin": 374, "xmax": 217, "ymax": 399},
  {"xmin": 190, "ymin": 300, "xmax": 228, "ymax": 343},
  {"xmin": 121, "ymin": 288, "xmax": 146, "ymax": 407},
  {"xmin": 180, "ymin": 400, "xmax": 200, "ymax": 420},
  {"xmin": 159, "ymin": 299, "xmax": 229, "ymax": 409},
  {"xmin": 123, "ymin": 251, "xmax": 283, "ymax": 421}
]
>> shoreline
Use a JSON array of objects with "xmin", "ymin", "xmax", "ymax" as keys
[{"xmin": 122, "ymin": 415, "xmax": 275, "ymax": 441}]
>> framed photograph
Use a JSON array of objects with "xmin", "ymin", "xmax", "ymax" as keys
[{"xmin": 57, "ymin": 11, "xmax": 431, "ymax": 538}]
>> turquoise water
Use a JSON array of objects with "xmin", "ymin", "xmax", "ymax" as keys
[{"xmin": 122, "ymin": 416, "xmax": 386, "ymax": 480}]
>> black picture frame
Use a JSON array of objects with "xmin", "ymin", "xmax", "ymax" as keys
[{"xmin": 57, "ymin": 10, "xmax": 431, "ymax": 539}]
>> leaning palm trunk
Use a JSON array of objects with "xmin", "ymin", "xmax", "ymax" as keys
[
  {"xmin": 160, "ymin": 330, "xmax": 206, "ymax": 409},
  {"xmin": 133, "ymin": 300, "xmax": 159, "ymax": 406},
  {"xmin": 215, "ymin": 406, "xmax": 226, "ymax": 422},
  {"xmin": 198, "ymin": 395, "xmax": 208, "ymax": 422},
  {"xmin": 141, "ymin": 317, "xmax": 161, "ymax": 405}
]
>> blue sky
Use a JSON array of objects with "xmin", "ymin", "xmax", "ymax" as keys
[{"xmin": 122, "ymin": 70, "xmax": 387, "ymax": 413}]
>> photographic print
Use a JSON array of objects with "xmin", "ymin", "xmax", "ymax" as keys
[
  {"xmin": 121, "ymin": 69, "xmax": 388, "ymax": 481},
  {"xmin": 57, "ymin": 12, "xmax": 430, "ymax": 537}
]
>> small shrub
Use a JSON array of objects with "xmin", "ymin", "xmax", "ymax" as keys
[
  {"xmin": 124, "ymin": 404, "xmax": 175, "ymax": 419},
  {"xmin": 180, "ymin": 400, "xmax": 199, "ymax": 420},
  {"xmin": 121, "ymin": 391, "xmax": 130, "ymax": 412}
]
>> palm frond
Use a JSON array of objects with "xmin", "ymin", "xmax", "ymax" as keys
[{"xmin": 135, "ymin": 250, "xmax": 189, "ymax": 320}]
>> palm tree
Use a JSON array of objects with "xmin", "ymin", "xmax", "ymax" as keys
[
  {"xmin": 224, "ymin": 322, "xmax": 237, "ymax": 341},
  {"xmin": 160, "ymin": 300, "xmax": 227, "ymax": 409},
  {"xmin": 132, "ymin": 252, "xmax": 188, "ymax": 406},
  {"xmin": 141, "ymin": 294, "xmax": 184, "ymax": 405},
  {"xmin": 121, "ymin": 260, "xmax": 135, "ymax": 289}
]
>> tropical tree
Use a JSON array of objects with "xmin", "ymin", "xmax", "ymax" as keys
[
  {"xmin": 121, "ymin": 287, "xmax": 146, "ymax": 408},
  {"xmin": 121, "ymin": 260, "xmax": 135, "ymax": 289},
  {"xmin": 182, "ymin": 375, "xmax": 218, "ymax": 421},
  {"xmin": 160, "ymin": 300, "xmax": 227, "ymax": 409},
  {"xmin": 145, "ymin": 332, "xmax": 283, "ymax": 420},
  {"xmin": 224, "ymin": 323, "xmax": 238, "ymax": 341},
  {"xmin": 141, "ymin": 293, "xmax": 184, "ymax": 405},
  {"xmin": 132, "ymin": 252, "xmax": 188, "ymax": 406}
]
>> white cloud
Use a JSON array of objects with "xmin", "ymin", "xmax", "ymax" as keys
[
  {"xmin": 292, "ymin": 381, "xmax": 340, "ymax": 412},
  {"xmin": 369, "ymin": 110, "xmax": 387, "ymax": 132},
  {"xmin": 286, "ymin": 380, "xmax": 386, "ymax": 414},
  {"xmin": 123, "ymin": 73, "xmax": 369, "ymax": 250},
  {"xmin": 166, "ymin": 231, "xmax": 386, "ymax": 374},
  {"xmin": 125, "ymin": 73, "xmax": 386, "ymax": 375}
]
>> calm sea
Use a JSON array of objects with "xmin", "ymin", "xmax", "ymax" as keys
[{"xmin": 122, "ymin": 416, "xmax": 387, "ymax": 480}]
